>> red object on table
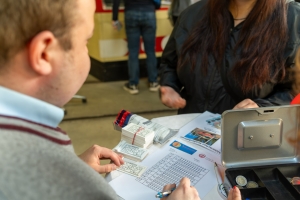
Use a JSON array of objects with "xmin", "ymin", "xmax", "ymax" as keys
[{"xmin": 291, "ymin": 94, "xmax": 300, "ymax": 105}]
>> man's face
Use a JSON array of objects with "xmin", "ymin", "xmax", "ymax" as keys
[{"xmin": 45, "ymin": 0, "xmax": 95, "ymax": 107}]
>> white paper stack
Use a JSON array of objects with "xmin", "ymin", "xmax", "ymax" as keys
[
  {"xmin": 113, "ymin": 141, "xmax": 149, "ymax": 162},
  {"xmin": 121, "ymin": 123, "xmax": 155, "ymax": 148}
]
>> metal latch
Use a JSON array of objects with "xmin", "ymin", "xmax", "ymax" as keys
[{"xmin": 237, "ymin": 119, "xmax": 283, "ymax": 150}]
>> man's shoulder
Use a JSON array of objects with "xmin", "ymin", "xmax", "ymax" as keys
[{"xmin": 0, "ymin": 130, "xmax": 118, "ymax": 200}]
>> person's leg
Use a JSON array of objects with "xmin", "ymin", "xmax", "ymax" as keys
[
  {"xmin": 140, "ymin": 11, "xmax": 158, "ymax": 88},
  {"xmin": 125, "ymin": 10, "xmax": 141, "ymax": 86}
]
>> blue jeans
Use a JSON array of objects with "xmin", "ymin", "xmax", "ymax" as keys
[{"xmin": 125, "ymin": 10, "xmax": 158, "ymax": 85}]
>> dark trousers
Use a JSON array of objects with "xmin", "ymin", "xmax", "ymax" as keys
[{"xmin": 125, "ymin": 10, "xmax": 157, "ymax": 85}]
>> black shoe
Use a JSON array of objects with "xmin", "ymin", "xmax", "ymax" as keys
[
  {"xmin": 123, "ymin": 83, "xmax": 139, "ymax": 94},
  {"xmin": 149, "ymin": 82, "xmax": 160, "ymax": 92}
]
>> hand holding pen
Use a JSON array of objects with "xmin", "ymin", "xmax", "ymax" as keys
[
  {"xmin": 159, "ymin": 177, "xmax": 200, "ymax": 200},
  {"xmin": 156, "ymin": 187, "xmax": 175, "ymax": 198}
]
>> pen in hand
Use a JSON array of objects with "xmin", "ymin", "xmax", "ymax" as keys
[{"xmin": 155, "ymin": 187, "xmax": 176, "ymax": 198}]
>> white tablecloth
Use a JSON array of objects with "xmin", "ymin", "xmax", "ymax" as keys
[{"xmin": 107, "ymin": 114, "xmax": 223, "ymax": 200}]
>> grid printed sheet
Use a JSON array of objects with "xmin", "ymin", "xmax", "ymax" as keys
[{"xmin": 136, "ymin": 153, "xmax": 209, "ymax": 191}]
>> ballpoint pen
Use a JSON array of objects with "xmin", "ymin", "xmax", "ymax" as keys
[
  {"xmin": 155, "ymin": 188, "xmax": 176, "ymax": 198},
  {"xmin": 214, "ymin": 162, "xmax": 222, "ymax": 184},
  {"xmin": 214, "ymin": 162, "xmax": 228, "ymax": 198}
]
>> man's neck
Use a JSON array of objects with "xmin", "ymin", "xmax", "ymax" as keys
[{"xmin": 0, "ymin": 52, "xmax": 40, "ymax": 101}]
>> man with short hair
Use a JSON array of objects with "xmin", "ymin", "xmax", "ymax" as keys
[
  {"xmin": 0, "ymin": 0, "xmax": 199, "ymax": 199},
  {"xmin": 0, "ymin": 0, "xmax": 123, "ymax": 199}
]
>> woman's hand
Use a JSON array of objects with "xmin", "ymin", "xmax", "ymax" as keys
[
  {"xmin": 78, "ymin": 145, "xmax": 124, "ymax": 174},
  {"xmin": 111, "ymin": 20, "xmax": 122, "ymax": 30},
  {"xmin": 233, "ymin": 99, "xmax": 258, "ymax": 109},
  {"xmin": 227, "ymin": 186, "xmax": 242, "ymax": 200},
  {"xmin": 161, "ymin": 177, "xmax": 200, "ymax": 200},
  {"xmin": 160, "ymin": 86, "xmax": 186, "ymax": 109}
]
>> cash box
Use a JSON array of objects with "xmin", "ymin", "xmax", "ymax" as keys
[{"xmin": 221, "ymin": 105, "xmax": 300, "ymax": 200}]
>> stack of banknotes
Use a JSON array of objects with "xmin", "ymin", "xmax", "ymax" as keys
[
  {"xmin": 121, "ymin": 123, "xmax": 155, "ymax": 148},
  {"xmin": 113, "ymin": 140, "xmax": 149, "ymax": 162},
  {"xmin": 114, "ymin": 109, "xmax": 176, "ymax": 145}
]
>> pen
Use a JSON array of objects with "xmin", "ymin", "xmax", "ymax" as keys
[
  {"xmin": 155, "ymin": 188, "xmax": 175, "ymax": 198},
  {"xmin": 214, "ymin": 162, "xmax": 222, "ymax": 184},
  {"xmin": 214, "ymin": 162, "xmax": 228, "ymax": 197}
]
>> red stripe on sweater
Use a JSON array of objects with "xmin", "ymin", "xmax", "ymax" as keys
[
  {"xmin": 0, "ymin": 124, "xmax": 72, "ymax": 145},
  {"xmin": 0, "ymin": 115, "xmax": 67, "ymax": 135}
]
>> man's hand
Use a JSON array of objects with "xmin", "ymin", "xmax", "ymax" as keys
[
  {"xmin": 233, "ymin": 99, "xmax": 258, "ymax": 109},
  {"xmin": 227, "ymin": 186, "xmax": 242, "ymax": 200},
  {"xmin": 160, "ymin": 86, "xmax": 186, "ymax": 109},
  {"xmin": 78, "ymin": 145, "xmax": 124, "ymax": 174},
  {"xmin": 161, "ymin": 177, "xmax": 200, "ymax": 200}
]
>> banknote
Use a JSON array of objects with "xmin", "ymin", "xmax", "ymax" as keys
[
  {"xmin": 114, "ymin": 141, "xmax": 149, "ymax": 161},
  {"xmin": 117, "ymin": 161, "xmax": 147, "ymax": 177}
]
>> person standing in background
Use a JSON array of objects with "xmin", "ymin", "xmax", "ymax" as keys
[{"xmin": 112, "ymin": 0, "xmax": 160, "ymax": 95}]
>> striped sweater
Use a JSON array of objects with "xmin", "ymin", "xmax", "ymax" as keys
[{"xmin": 0, "ymin": 115, "xmax": 118, "ymax": 200}]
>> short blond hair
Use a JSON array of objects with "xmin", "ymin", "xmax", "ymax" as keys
[{"xmin": 0, "ymin": 0, "xmax": 77, "ymax": 65}]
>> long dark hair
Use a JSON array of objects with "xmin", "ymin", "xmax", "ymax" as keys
[{"xmin": 178, "ymin": 0, "xmax": 288, "ymax": 93}]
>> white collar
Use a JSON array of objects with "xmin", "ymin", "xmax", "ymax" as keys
[{"xmin": 0, "ymin": 86, "xmax": 64, "ymax": 128}]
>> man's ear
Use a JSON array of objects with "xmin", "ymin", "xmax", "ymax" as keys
[{"xmin": 27, "ymin": 31, "xmax": 57, "ymax": 75}]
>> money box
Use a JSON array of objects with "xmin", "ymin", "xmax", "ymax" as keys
[{"xmin": 221, "ymin": 105, "xmax": 300, "ymax": 200}]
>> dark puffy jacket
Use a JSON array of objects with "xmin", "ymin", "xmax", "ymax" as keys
[{"xmin": 160, "ymin": 0, "xmax": 300, "ymax": 114}]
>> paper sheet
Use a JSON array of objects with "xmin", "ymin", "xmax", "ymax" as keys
[
  {"xmin": 109, "ymin": 111, "xmax": 223, "ymax": 200},
  {"xmin": 109, "ymin": 139, "xmax": 219, "ymax": 200}
]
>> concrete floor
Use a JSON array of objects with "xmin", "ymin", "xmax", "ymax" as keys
[{"xmin": 59, "ymin": 75, "xmax": 177, "ymax": 155}]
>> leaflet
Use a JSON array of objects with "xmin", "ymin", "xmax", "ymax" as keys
[{"xmin": 178, "ymin": 111, "xmax": 222, "ymax": 154}]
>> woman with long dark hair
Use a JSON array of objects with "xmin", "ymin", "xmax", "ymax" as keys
[{"xmin": 159, "ymin": 0, "xmax": 300, "ymax": 114}]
